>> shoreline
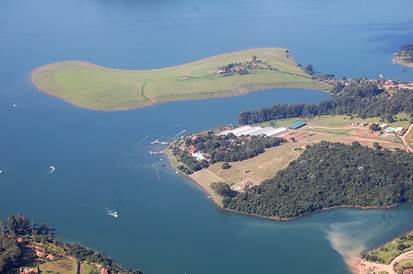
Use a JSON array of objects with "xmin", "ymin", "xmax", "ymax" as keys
[
  {"xmin": 166, "ymin": 146, "xmax": 398, "ymax": 222},
  {"xmin": 393, "ymin": 57, "xmax": 413, "ymax": 69}
]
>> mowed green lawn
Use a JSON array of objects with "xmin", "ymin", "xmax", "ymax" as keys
[
  {"xmin": 366, "ymin": 230, "xmax": 413, "ymax": 264},
  {"xmin": 31, "ymin": 48, "xmax": 330, "ymax": 110}
]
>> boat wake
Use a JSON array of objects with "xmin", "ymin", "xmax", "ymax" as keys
[
  {"xmin": 106, "ymin": 208, "xmax": 119, "ymax": 218},
  {"xmin": 49, "ymin": 165, "xmax": 56, "ymax": 174}
]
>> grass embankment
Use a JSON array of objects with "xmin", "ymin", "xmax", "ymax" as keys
[
  {"xmin": 38, "ymin": 257, "xmax": 100, "ymax": 274},
  {"xmin": 31, "ymin": 48, "xmax": 330, "ymax": 110},
  {"xmin": 178, "ymin": 115, "xmax": 408, "ymax": 207},
  {"xmin": 365, "ymin": 231, "xmax": 413, "ymax": 264},
  {"xmin": 38, "ymin": 257, "xmax": 77, "ymax": 274}
]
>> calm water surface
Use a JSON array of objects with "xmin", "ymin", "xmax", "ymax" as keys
[{"xmin": 1, "ymin": 0, "xmax": 413, "ymax": 273}]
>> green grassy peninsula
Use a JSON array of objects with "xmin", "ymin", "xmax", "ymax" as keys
[{"xmin": 31, "ymin": 48, "xmax": 329, "ymax": 110}]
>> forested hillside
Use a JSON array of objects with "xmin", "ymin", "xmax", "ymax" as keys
[
  {"xmin": 238, "ymin": 81, "xmax": 413, "ymax": 125},
  {"xmin": 223, "ymin": 141, "xmax": 413, "ymax": 219},
  {"xmin": 0, "ymin": 214, "xmax": 142, "ymax": 273}
]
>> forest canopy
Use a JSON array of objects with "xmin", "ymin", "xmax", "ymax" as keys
[
  {"xmin": 238, "ymin": 81, "xmax": 413, "ymax": 125},
  {"xmin": 224, "ymin": 141, "xmax": 413, "ymax": 219}
]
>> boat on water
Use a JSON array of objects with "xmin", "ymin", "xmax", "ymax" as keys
[
  {"xmin": 151, "ymin": 139, "xmax": 169, "ymax": 145},
  {"xmin": 49, "ymin": 165, "xmax": 56, "ymax": 174},
  {"xmin": 106, "ymin": 208, "xmax": 119, "ymax": 218}
]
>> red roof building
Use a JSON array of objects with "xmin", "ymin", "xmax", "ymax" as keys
[
  {"xmin": 100, "ymin": 268, "xmax": 111, "ymax": 274},
  {"xmin": 188, "ymin": 145, "xmax": 197, "ymax": 153}
]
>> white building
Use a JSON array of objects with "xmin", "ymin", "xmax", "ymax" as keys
[{"xmin": 219, "ymin": 126, "xmax": 287, "ymax": 137}]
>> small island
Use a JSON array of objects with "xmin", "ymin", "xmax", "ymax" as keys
[
  {"xmin": 31, "ymin": 48, "xmax": 329, "ymax": 110},
  {"xmin": 393, "ymin": 44, "xmax": 413, "ymax": 69}
]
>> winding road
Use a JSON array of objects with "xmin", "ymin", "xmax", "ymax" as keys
[
  {"xmin": 355, "ymin": 249, "xmax": 413, "ymax": 274},
  {"xmin": 400, "ymin": 123, "xmax": 413, "ymax": 152}
]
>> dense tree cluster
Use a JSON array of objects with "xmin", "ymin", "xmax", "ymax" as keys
[
  {"xmin": 0, "ymin": 229, "xmax": 21, "ymax": 273},
  {"xmin": 238, "ymin": 81, "xmax": 413, "ymax": 125},
  {"xmin": 221, "ymin": 162, "xmax": 231, "ymax": 169},
  {"xmin": 211, "ymin": 182, "xmax": 238, "ymax": 206},
  {"xmin": 171, "ymin": 132, "xmax": 284, "ymax": 174},
  {"xmin": 62, "ymin": 243, "xmax": 143, "ymax": 273},
  {"xmin": 0, "ymin": 214, "xmax": 50, "ymax": 272},
  {"xmin": 0, "ymin": 214, "xmax": 142, "ymax": 274},
  {"xmin": 172, "ymin": 146, "xmax": 209, "ymax": 174},
  {"xmin": 297, "ymin": 63, "xmax": 335, "ymax": 80},
  {"xmin": 224, "ymin": 141, "xmax": 413, "ymax": 219}
]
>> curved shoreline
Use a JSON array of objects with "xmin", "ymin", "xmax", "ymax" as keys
[
  {"xmin": 166, "ymin": 148, "xmax": 398, "ymax": 222},
  {"xmin": 393, "ymin": 58, "xmax": 413, "ymax": 69}
]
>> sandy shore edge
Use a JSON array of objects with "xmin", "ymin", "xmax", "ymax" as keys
[{"xmin": 165, "ymin": 145, "xmax": 397, "ymax": 222}]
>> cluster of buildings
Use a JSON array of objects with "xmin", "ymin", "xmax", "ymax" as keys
[
  {"xmin": 330, "ymin": 78, "xmax": 413, "ymax": 93},
  {"xmin": 20, "ymin": 267, "xmax": 39, "ymax": 274},
  {"xmin": 216, "ymin": 56, "xmax": 274, "ymax": 75},
  {"xmin": 219, "ymin": 120, "xmax": 307, "ymax": 138},
  {"xmin": 380, "ymin": 79, "xmax": 413, "ymax": 91},
  {"xmin": 232, "ymin": 180, "xmax": 254, "ymax": 192},
  {"xmin": 35, "ymin": 249, "xmax": 55, "ymax": 261},
  {"xmin": 352, "ymin": 121, "xmax": 406, "ymax": 136},
  {"xmin": 378, "ymin": 124, "xmax": 405, "ymax": 135}
]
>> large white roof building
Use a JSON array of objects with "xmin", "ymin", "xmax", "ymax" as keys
[{"xmin": 219, "ymin": 126, "xmax": 287, "ymax": 137}]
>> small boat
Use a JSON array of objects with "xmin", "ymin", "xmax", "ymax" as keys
[
  {"xmin": 12, "ymin": 104, "xmax": 17, "ymax": 108},
  {"xmin": 151, "ymin": 139, "xmax": 169, "ymax": 145},
  {"xmin": 49, "ymin": 165, "xmax": 56, "ymax": 174},
  {"xmin": 106, "ymin": 208, "xmax": 119, "ymax": 218},
  {"xmin": 0, "ymin": 170, "xmax": 3, "ymax": 174}
]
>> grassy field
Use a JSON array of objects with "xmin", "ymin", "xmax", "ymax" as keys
[
  {"xmin": 37, "ymin": 258, "xmax": 101, "ymax": 274},
  {"xmin": 398, "ymin": 258, "xmax": 413, "ymax": 268},
  {"xmin": 31, "ymin": 48, "xmax": 330, "ymax": 110},
  {"xmin": 189, "ymin": 142, "xmax": 301, "ymax": 205},
  {"xmin": 260, "ymin": 113, "xmax": 411, "ymax": 129},
  {"xmin": 81, "ymin": 263, "xmax": 100, "ymax": 274},
  {"xmin": 38, "ymin": 257, "xmax": 77, "ymax": 274},
  {"xmin": 365, "ymin": 231, "xmax": 413, "ymax": 264}
]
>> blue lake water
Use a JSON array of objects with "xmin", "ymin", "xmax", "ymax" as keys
[{"xmin": 1, "ymin": 0, "xmax": 413, "ymax": 273}]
